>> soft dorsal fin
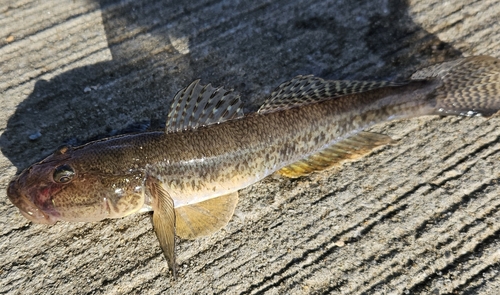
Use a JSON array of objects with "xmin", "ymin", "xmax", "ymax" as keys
[
  {"xmin": 166, "ymin": 80, "xmax": 244, "ymax": 133},
  {"xmin": 258, "ymin": 75, "xmax": 405, "ymax": 114},
  {"xmin": 410, "ymin": 59, "xmax": 465, "ymax": 80},
  {"xmin": 278, "ymin": 131, "xmax": 395, "ymax": 178}
]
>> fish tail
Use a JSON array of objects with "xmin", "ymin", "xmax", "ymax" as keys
[{"xmin": 412, "ymin": 56, "xmax": 500, "ymax": 116}]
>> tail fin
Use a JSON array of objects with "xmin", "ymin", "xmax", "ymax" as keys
[{"xmin": 412, "ymin": 56, "xmax": 500, "ymax": 116}]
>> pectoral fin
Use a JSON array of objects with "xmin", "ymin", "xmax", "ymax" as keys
[
  {"xmin": 175, "ymin": 192, "xmax": 239, "ymax": 240},
  {"xmin": 278, "ymin": 131, "xmax": 395, "ymax": 178},
  {"xmin": 146, "ymin": 176, "xmax": 177, "ymax": 279}
]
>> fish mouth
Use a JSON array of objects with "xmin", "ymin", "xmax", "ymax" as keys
[{"xmin": 7, "ymin": 178, "xmax": 58, "ymax": 225}]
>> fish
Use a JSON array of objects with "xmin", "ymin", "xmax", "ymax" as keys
[{"xmin": 7, "ymin": 55, "xmax": 500, "ymax": 278}]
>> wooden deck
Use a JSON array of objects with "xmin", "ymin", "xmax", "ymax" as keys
[{"xmin": 1, "ymin": 0, "xmax": 499, "ymax": 294}]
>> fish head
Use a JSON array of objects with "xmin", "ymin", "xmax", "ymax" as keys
[
  {"xmin": 7, "ymin": 145, "xmax": 146, "ymax": 224},
  {"xmin": 8, "ymin": 171, "xmax": 58, "ymax": 224}
]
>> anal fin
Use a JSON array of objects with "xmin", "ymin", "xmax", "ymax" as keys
[
  {"xmin": 175, "ymin": 192, "xmax": 239, "ymax": 240},
  {"xmin": 278, "ymin": 131, "xmax": 395, "ymax": 178}
]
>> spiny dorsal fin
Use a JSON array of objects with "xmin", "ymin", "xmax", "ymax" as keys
[
  {"xmin": 166, "ymin": 80, "xmax": 244, "ymax": 133},
  {"xmin": 278, "ymin": 131, "xmax": 395, "ymax": 178},
  {"xmin": 175, "ymin": 192, "xmax": 239, "ymax": 240},
  {"xmin": 258, "ymin": 75, "xmax": 405, "ymax": 114}
]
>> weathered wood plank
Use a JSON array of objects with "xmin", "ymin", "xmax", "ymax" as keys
[{"xmin": 1, "ymin": 0, "xmax": 499, "ymax": 294}]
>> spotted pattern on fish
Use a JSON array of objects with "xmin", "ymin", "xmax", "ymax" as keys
[
  {"xmin": 258, "ymin": 75, "xmax": 406, "ymax": 114},
  {"xmin": 166, "ymin": 80, "xmax": 244, "ymax": 133},
  {"xmin": 6, "ymin": 56, "xmax": 500, "ymax": 277}
]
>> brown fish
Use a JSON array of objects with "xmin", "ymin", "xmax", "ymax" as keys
[{"xmin": 7, "ymin": 56, "xmax": 500, "ymax": 278}]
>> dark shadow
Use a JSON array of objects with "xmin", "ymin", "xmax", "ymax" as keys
[{"xmin": 0, "ymin": 0, "xmax": 461, "ymax": 171}]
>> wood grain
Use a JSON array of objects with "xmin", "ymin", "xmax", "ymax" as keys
[{"xmin": 0, "ymin": 0, "xmax": 499, "ymax": 294}]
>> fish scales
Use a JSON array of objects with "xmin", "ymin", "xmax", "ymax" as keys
[
  {"xmin": 7, "ymin": 56, "xmax": 500, "ymax": 277},
  {"xmin": 67, "ymin": 80, "xmax": 434, "ymax": 209}
]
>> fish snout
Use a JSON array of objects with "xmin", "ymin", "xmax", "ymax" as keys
[{"xmin": 7, "ymin": 178, "xmax": 57, "ymax": 224}]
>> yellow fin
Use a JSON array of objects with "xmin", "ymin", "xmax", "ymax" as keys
[
  {"xmin": 175, "ymin": 192, "xmax": 239, "ymax": 240},
  {"xmin": 146, "ymin": 176, "xmax": 177, "ymax": 279},
  {"xmin": 278, "ymin": 132, "xmax": 395, "ymax": 178}
]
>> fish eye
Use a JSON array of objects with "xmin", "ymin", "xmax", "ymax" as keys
[{"xmin": 53, "ymin": 165, "xmax": 75, "ymax": 183}]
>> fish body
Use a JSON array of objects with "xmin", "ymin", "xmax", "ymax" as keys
[
  {"xmin": 7, "ymin": 56, "xmax": 500, "ymax": 277},
  {"xmin": 8, "ymin": 80, "xmax": 433, "ymax": 221}
]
